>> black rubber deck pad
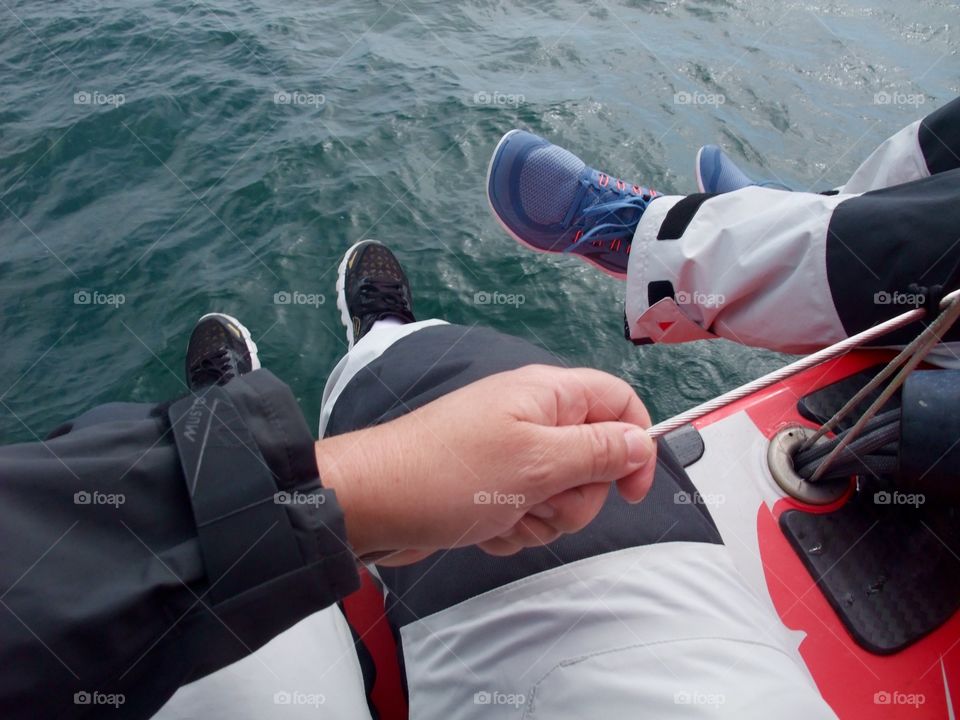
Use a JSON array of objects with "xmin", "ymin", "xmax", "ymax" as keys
[{"xmin": 780, "ymin": 496, "xmax": 960, "ymax": 654}]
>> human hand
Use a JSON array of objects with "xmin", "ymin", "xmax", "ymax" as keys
[{"xmin": 315, "ymin": 364, "xmax": 656, "ymax": 564}]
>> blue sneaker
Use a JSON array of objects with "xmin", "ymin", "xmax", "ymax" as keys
[
  {"xmin": 486, "ymin": 130, "xmax": 658, "ymax": 279},
  {"xmin": 695, "ymin": 145, "xmax": 791, "ymax": 194}
]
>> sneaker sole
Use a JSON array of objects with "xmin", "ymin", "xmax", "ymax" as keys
[
  {"xmin": 485, "ymin": 129, "xmax": 628, "ymax": 281},
  {"xmin": 336, "ymin": 239, "xmax": 369, "ymax": 350},
  {"xmin": 196, "ymin": 312, "xmax": 261, "ymax": 370},
  {"xmin": 694, "ymin": 145, "xmax": 708, "ymax": 193}
]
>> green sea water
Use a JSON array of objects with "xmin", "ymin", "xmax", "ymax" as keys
[{"xmin": 1, "ymin": 0, "xmax": 956, "ymax": 442}]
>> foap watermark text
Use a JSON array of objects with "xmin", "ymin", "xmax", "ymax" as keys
[
  {"xmin": 474, "ymin": 290, "xmax": 524, "ymax": 307},
  {"xmin": 474, "ymin": 490, "xmax": 525, "ymax": 508},
  {"xmin": 874, "ymin": 690, "xmax": 925, "ymax": 708},
  {"xmin": 274, "ymin": 490, "xmax": 326, "ymax": 507},
  {"xmin": 874, "ymin": 91, "xmax": 926, "ymax": 108},
  {"xmin": 674, "ymin": 690, "xmax": 725, "ymax": 708},
  {"xmin": 874, "ymin": 490, "xmax": 924, "ymax": 508},
  {"xmin": 674, "ymin": 90, "xmax": 725, "ymax": 107},
  {"xmin": 676, "ymin": 290, "xmax": 725, "ymax": 309},
  {"xmin": 274, "ymin": 90, "xmax": 325, "ymax": 107},
  {"xmin": 75, "ymin": 490, "xmax": 125, "ymax": 508},
  {"xmin": 874, "ymin": 290, "xmax": 924, "ymax": 307},
  {"xmin": 74, "ymin": 691, "xmax": 125, "ymax": 708},
  {"xmin": 674, "ymin": 490, "xmax": 725, "ymax": 507},
  {"xmin": 274, "ymin": 290, "xmax": 325, "ymax": 308},
  {"xmin": 75, "ymin": 290, "xmax": 125, "ymax": 308},
  {"xmin": 474, "ymin": 690, "xmax": 525, "ymax": 708},
  {"xmin": 74, "ymin": 90, "xmax": 125, "ymax": 108},
  {"xmin": 473, "ymin": 91, "xmax": 524, "ymax": 107},
  {"xmin": 273, "ymin": 690, "xmax": 326, "ymax": 707}
]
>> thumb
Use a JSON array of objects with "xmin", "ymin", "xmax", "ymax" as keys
[{"xmin": 542, "ymin": 422, "xmax": 654, "ymax": 491}]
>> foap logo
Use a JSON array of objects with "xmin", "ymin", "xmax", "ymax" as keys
[
  {"xmin": 74, "ymin": 90, "xmax": 125, "ymax": 108},
  {"xmin": 473, "ymin": 690, "xmax": 526, "ymax": 708},
  {"xmin": 675, "ymin": 290, "xmax": 725, "ymax": 309},
  {"xmin": 474, "ymin": 290, "xmax": 525, "ymax": 308},
  {"xmin": 74, "ymin": 289, "xmax": 125, "ymax": 308},
  {"xmin": 674, "ymin": 690, "xmax": 726, "ymax": 708},
  {"xmin": 874, "ymin": 290, "xmax": 924, "ymax": 307},
  {"xmin": 274, "ymin": 290, "xmax": 325, "ymax": 308},
  {"xmin": 874, "ymin": 490, "xmax": 925, "ymax": 508},
  {"xmin": 474, "ymin": 490, "xmax": 525, "ymax": 508},
  {"xmin": 74, "ymin": 490, "xmax": 125, "ymax": 508},
  {"xmin": 273, "ymin": 690, "xmax": 326, "ymax": 707},
  {"xmin": 473, "ymin": 91, "xmax": 525, "ymax": 108},
  {"xmin": 273, "ymin": 90, "xmax": 325, "ymax": 107},
  {"xmin": 674, "ymin": 490, "xmax": 725, "ymax": 507},
  {"xmin": 674, "ymin": 90, "xmax": 726, "ymax": 107},
  {"xmin": 874, "ymin": 91, "xmax": 926, "ymax": 108},
  {"xmin": 874, "ymin": 690, "xmax": 925, "ymax": 708},
  {"xmin": 74, "ymin": 691, "xmax": 125, "ymax": 708},
  {"xmin": 274, "ymin": 490, "xmax": 326, "ymax": 507}
]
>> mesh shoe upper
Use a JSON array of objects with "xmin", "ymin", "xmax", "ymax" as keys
[{"xmin": 517, "ymin": 145, "xmax": 586, "ymax": 224}]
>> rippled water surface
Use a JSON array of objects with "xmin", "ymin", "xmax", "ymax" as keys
[{"xmin": 1, "ymin": 0, "xmax": 956, "ymax": 440}]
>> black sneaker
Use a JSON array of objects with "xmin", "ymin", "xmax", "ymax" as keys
[
  {"xmin": 185, "ymin": 313, "xmax": 260, "ymax": 391},
  {"xmin": 336, "ymin": 240, "xmax": 416, "ymax": 349}
]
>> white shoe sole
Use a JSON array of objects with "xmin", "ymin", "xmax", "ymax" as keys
[
  {"xmin": 196, "ymin": 312, "xmax": 261, "ymax": 370},
  {"xmin": 335, "ymin": 239, "xmax": 369, "ymax": 351},
  {"xmin": 694, "ymin": 145, "xmax": 708, "ymax": 193},
  {"xmin": 485, "ymin": 129, "xmax": 628, "ymax": 281}
]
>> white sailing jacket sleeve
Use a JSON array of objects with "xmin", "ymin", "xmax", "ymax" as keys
[{"xmin": 624, "ymin": 97, "xmax": 960, "ymax": 367}]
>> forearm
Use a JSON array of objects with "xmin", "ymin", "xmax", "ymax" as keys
[
  {"xmin": 316, "ymin": 420, "xmax": 453, "ymax": 565},
  {"xmin": 315, "ymin": 425, "xmax": 409, "ymax": 559}
]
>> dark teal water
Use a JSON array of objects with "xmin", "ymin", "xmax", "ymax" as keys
[{"xmin": 1, "ymin": 0, "xmax": 956, "ymax": 442}]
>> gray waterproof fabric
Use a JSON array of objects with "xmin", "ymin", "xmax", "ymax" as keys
[{"xmin": 0, "ymin": 369, "xmax": 358, "ymax": 720}]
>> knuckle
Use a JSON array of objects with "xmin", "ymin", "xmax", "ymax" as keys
[
  {"xmin": 586, "ymin": 424, "xmax": 615, "ymax": 480},
  {"xmin": 513, "ymin": 430, "xmax": 554, "ymax": 487}
]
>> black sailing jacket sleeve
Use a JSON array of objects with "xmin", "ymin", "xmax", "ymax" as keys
[{"xmin": 0, "ymin": 369, "xmax": 360, "ymax": 720}]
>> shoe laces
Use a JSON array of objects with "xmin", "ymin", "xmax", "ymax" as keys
[
  {"xmin": 188, "ymin": 348, "xmax": 241, "ymax": 388},
  {"xmin": 563, "ymin": 173, "xmax": 657, "ymax": 255},
  {"xmin": 358, "ymin": 279, "xmax": 412, "ymax": 319}
]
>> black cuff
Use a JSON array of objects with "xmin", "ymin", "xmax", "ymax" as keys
[{"xmin": 168, "ymin": 369, "xmax": 360, "ymax": 683}]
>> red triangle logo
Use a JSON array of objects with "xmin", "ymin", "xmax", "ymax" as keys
[{"xmin": 658, "ymin": 321, "xmax": 675, "ymax": 332}]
